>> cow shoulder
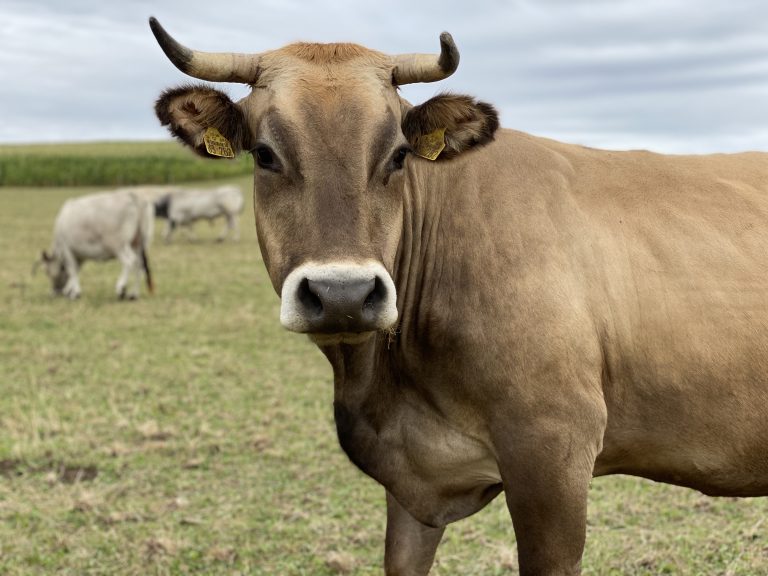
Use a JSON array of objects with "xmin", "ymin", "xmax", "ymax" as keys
[
  {"xmin": 402, "ymin": 93, "xmax": 500, "ymax": 160},
  {"xmin": 155, "ymin": 84, "xmax": 250, "ymax": 158}
]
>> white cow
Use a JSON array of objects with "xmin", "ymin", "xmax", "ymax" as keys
[
  {"xmin": 156, "ymin": 185, "xmax": 243, "ymax": 242},
  {"xmin": 39, "ymin": 190, "xmax": 154, "ymax": 300}
]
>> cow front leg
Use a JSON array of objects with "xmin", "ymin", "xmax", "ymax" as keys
[
  {"xmin": 62, "ymin": 275, "xmax": 81, "ymax": 299},
  {"xmin": 60, "ymin": 248, "xmax": 81, "ymax": 299},
  {"xmin": 384, "ymin": 491, "xmax": 445, "ymax": 576},
  {"xmin": 218, "ymin": 213, "xmax": 238, "ymax": 241},
  {"xmin": 495, "ymin": 412, "xmax": 604, "ymax": 576}
]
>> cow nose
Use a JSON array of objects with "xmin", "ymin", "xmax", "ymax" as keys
[
  {"xmin": 296, "ymin": 276, "xmax": 387, "ymax": 333},
  {"xmin": 280, "ymin": 261, "xmax": 399, "ymax": 334}
]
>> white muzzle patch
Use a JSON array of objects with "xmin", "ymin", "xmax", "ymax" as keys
[{"xmin": 280, "ymin": 260, "xmax": 398, "ymax": 334}]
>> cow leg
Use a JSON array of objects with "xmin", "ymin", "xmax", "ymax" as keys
[
  {"xmin": 182, "ymin": 222, "xmax": 197, "ymax": 241},
  {"xmin": 216, "ymin": 217, "xmax": 227, "ymax": 242},
  {"xmin": 164, "ymin": 220, "xmax": 175, "ymax": 243},
  {"xmin": 60, "ymin": 248, "xmax": 81, "ymax": 299},
  {"xmin": 229, "ymin": 213, "xmax": 240, "ymax": 241},
  {"xmin": 495, "ymin": 406, "xmax": 604, "ymax": 576},
  {"xmin": 384, "ymin": 491, "xmax": 445, "ymax": 576},
  {"xmin": 130, "ymin": 247, "xmax": 144, "ymax": 297},
  {"xmin": 116, "ymin": 247, "xmax": 139, "ymax": 299},
  {"xmin": 218, "ymin": 213, "xmax": 238, "ymax": 241}
]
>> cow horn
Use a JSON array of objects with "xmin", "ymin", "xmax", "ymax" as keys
[
  {"xmin": 392, "ymin": 32, "xmax": 460, "ymax": 85},
  {"xmin": 149, "ymin": 17, "xmax": 261, "ymax": 83}
]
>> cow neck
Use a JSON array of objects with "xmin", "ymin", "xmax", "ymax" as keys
[
  {"xmin": 392, "ymin": 162, "xmax": 448, "ymax": 356},
  {"xmin": 324, "ymin": 340, "xmax": 381, "ymax": 407},
  {"xmin": 319, "ymin": 336, "xmax": 394, "ymax": 463},
  {"xmin": 318, "ymin": 163, "xmax": 451, "ymax": 427}
]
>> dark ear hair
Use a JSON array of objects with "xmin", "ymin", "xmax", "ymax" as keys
[
  {"xmin": 155, "ymin": 84, "xmax": 250, "ymax": 158},
  {"xmin": 41, "ymin": 250, "xmax": 51, "ymax": 262},
  {"xmin": 402, "ymin": 93, "xmax": 499, "ymax": 160}
]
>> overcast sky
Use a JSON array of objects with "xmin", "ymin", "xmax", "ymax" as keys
[{"xmin": 2, "ymin": 0, "xmax": 767, "ymax": 153}]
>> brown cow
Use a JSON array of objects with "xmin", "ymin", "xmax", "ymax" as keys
[{"xmin": 150, "ymin": 17, "xmax": 768, "ymax": 575}]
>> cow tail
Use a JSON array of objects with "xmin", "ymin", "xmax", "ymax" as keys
[
  {"xmin": 139, "ymin": 201, "xmax": 155, "ymax": 294},
  {"xmin": 141, "ymin": 247, "xmax": 154, "ymax": 294}
]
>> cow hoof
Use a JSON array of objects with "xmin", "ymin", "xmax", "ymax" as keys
[
  {"xmin": 63, "ymin": 286, "xmax": 81, "ymax": 299},
  {"xmin": 118, "ymin": 289, "xmax": 139, "ymax": 301}
]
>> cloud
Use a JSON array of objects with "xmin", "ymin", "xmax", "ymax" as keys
[{"xmin": 1, "ymin": 0, "xmax": 766, "ymax": 152}]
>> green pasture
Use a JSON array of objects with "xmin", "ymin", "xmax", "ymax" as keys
[
  {"xmin": 1, "ymin": 172, "xmax": 768, "ymax": 573},
  {"xmin": 0, "ymin": 141, "xmax": 251, "ymax": 187}
]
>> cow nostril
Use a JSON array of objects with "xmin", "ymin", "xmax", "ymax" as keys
[
  {"xmin": 363, "ymin": 276, "xmax": 387, "ymax": 311},
  {"xmin": 297, "ymin": 277, "xmax": 323, "ymax": 316}
]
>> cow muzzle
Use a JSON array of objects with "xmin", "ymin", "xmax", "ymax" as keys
[{"xmin": 280, "ymin": 261, "xmax": 398, "ymax": 337}]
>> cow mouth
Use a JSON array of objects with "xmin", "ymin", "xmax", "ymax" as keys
[{"xmin": 308, "ymin": 332, "xmax": 378, "ymax": 346}]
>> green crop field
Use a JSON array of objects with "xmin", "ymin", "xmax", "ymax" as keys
[
  {"xmin": 0, "ymin": 141, "xmax": 252, "ymax": 187},
  {"xmin": 1, "ymin": 176, "xmax": 768, "ymax": 574}
]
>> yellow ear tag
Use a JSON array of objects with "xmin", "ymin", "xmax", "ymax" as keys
[
  {"xmin": 415, "ymin": 127, "xmax": 446, "ymax": 161},
  {"xmin": 203, "ymin": 127, "xmax": 235, "ymax": 158}
]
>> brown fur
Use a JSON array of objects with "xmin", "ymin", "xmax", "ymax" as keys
[
  {"xmin": 402, "ymin": 93, "xmax": 500, "ymax": 159},
  {"xmin": 155, "ymin": 84, "xmax": 250, "ymax": 158}
]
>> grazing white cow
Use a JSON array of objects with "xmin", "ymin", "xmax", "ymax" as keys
[
  {"xmin": 155, "ymin": 184, "xmax": 243, "ymax": 242},
  {"xmin": 40, "ymin": 190, "xmax": 154, "ymax": 300}
]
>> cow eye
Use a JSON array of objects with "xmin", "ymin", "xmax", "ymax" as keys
[
  {"xmin": 254, "ymin": 145, "xmax": 280, "ymax": 172},
  {"xmin": 392, "ymin": 146, "xmax": 410, "ymax": 171}
]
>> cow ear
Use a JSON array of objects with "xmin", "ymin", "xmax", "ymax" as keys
[
  {"xmin": 402, "ymin": 93, "xmax": 499, "ymax": 160},
  {"xmin": 155, "ymin": 84, "xmax": 250, "ymax": 159},
  {"xmin": 41, "ymin": 250, "xmax": 51, "ymax": 262}
]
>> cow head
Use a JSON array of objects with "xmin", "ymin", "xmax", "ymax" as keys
[
  {"xmin": 151, "ymin": 18, "xmax": 498, "ymax": 344},
  {"xmin": 38, "ymin": 250, "xmax": 67, "ymax": 294}
]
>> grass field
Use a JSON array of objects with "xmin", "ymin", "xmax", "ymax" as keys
[
  {"xmin": 0, "ymin": 141, "xmax": 251, "ymax": 187},
  {"xmin": 2, "ymin": 179, "xmax": 768, "ymax": 574}
]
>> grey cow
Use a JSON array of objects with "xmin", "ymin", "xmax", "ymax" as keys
[
  {"xmin": 39, "ymin": 190, "xmax": 154, "ymax": 300},
  {"xmin": 154, "ymin": 185, "xmax": 243, "ymax": 242}
]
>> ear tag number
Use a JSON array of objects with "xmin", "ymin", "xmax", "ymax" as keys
[
  {"xmin": 415, "ymin": 127, "xmax": 446, "ymax": 161},
  {"xmin": 203, "ymin": 127, "xmax": 235, "ymax": 158}
]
